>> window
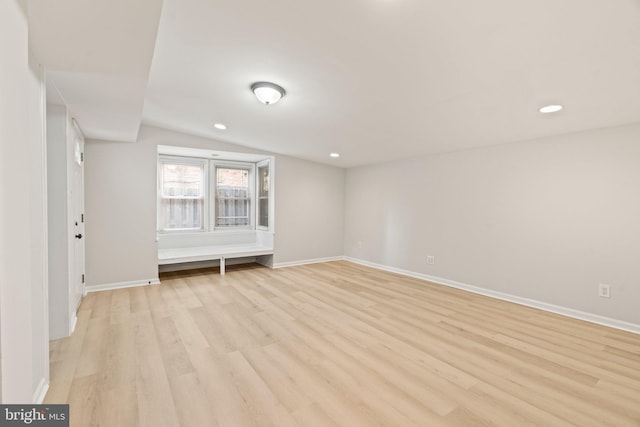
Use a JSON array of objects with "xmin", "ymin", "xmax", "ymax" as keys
[
  {"xmin": 159, "ymin": 158, "xmax": 205, "ymax": 231},
  {"xmin": 157, "ymin": 152, "xmax": 272, "ymax": 233},
  {"xmin": 215, "ymin": 165, "xmax": 251, "ymax": 228},
  {"xmin": 257, "ymin": 160, "xmax": 270, "ymax": 229}
]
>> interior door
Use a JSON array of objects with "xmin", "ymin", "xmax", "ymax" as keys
[{"xmin": 70, "ymin": 120, "xmax": 85, "ymax": 310}]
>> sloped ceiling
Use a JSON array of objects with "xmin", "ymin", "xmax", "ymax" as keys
[{"xmin": 29, "ymin": 0, "xmax": 640, "ymax": 166}]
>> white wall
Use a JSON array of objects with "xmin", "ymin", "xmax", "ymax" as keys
[
  {"xmin": 84, "ymin": 125, "xmax": 345, "ymax": 287},
  {"xmin": 84, "ymin": 130, "xmax": 159, "ymax": 286},
  {"xmin": 273, "ymin": 155, "xmax": 345, "ymax": 265},
  {"xmin": 29, "ymin": 51, "xmax": 49, "ymax": 401},
  {"xmin": 345, "ymin": 123, "xmax": 640, "ymax": 326},
  {"xmin": 0, "ymin": 0, "xmax": 44, "ymax": 403},
  {"xmin": 46, "ymin": 104, "xmax": 73, "ymax": 340}
]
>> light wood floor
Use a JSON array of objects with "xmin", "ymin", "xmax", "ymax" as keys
[{"xmin": 45, "ymin": 261, "xmax": 640, "ymax": 426}]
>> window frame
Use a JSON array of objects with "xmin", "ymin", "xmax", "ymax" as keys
[
  {"xmin": 256, "ymin": 158, "xmax": 271, "ymax": 231},
  {"xmin": 157, "ymin": 155, "xmax": 208, "ymax": 233},
  {"xmin": 158, "ymin": 154, "xmax": 269, "ymax": 234},
  {"xmin": 210, "ymin": 160, "xmax": 255, "ymax": 231}
]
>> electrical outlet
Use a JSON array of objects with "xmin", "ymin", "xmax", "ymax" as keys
[
  {"xmin": 357, "ymin": 241, "xmax": 363, "ymax": 249},
  {"xmin": 426, "ymin": 255, "xmax": 435, "ymax": 265},
  {"xmin": 598, "ymin": 284, "xmax": 611, "ymax": 298}
]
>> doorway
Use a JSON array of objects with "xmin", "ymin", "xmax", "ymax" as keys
[{"xmin": 70, "ymin": 119, "xmax": 85, "ymax": 311}]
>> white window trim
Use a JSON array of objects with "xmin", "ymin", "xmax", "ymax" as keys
[
  {"xmin": 158, "ymin": 155, "xmax": 208, "ymax": 233},
  {"xmin": 157, "ymin": 147, "xmax": 275, "ymax": 234},
  {"xmin": 210, "ymin": 160, "xmax": 255, "ymax": 231},
  {"xmin": 256, "ymin": 158, "xmax": 271, "ymax": 231}
]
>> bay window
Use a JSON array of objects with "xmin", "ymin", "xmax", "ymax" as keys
[{"xmin": 158, "ymin": 153, "xmax": 271, "ymax": 233}]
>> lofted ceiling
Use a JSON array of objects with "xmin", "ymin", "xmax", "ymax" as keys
[{"xmin": 29, "ymin": 0, "xmax": 640, "ymax": 167}]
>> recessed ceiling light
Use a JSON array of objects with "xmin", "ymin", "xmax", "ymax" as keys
[
  {"xmin": 214, "ymin": 123, "xmax": 227, "ymax": 130},
  {"xmin": 330, "ymin": 153, "xmax": 340, "ymax": 158},
  {"xmin": 251, "ymin": 82, "xmax": 286, "ymax": 105},
  {"xmin": 539, "ymin": 104, "xmax": 563, "ymax": 114}
]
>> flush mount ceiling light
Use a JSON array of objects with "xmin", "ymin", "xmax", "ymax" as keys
[
  {"xmin": 251, "ymin": 82, "xmax": 286, "ymax": 105},
  {"xmin": 330, "ymin": 153, "xmax": 340, "ymax": 158},
  {"xmin": 214, "ymin": 123, "xmax": 227, "ymax": 130},
  {"xmin": 539, "ymin": 104, "xmax": 563, "ymax": 114}
]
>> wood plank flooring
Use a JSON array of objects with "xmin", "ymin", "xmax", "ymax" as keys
[{"xmin": 45, "ymin": 261, "xmax": 640, "ymax": 426}]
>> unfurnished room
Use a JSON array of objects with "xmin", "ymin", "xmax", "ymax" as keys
[{"xmin": 1, "ymin": 0, "xmax": 639, "ymax": 426}]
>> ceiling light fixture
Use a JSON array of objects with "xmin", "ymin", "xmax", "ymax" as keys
[
  {"xmin": 330, "ymin": 153, "xmax": 340, "ymax": 158},
  {"xmin": 214, "ymin": 123, "xmax": 227, "ymax": 130},
  {"xmin": 251, "ymin": 82, "xmax": 286, "ymax": 105},
  {"xmin": 539, "ymin": 104, "xmax": 563, "ymax": 114}
]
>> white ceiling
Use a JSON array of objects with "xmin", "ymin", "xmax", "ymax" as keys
[
  {"xmin": 29, "ymin": 0, "xmax": 640, "ymax": 167},
  {"xmin": 28, "ymin": 0, "xmax": 162, "ymax": 141}
]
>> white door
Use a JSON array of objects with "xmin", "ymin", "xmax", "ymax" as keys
[{"xmin": 70, "ymin": 120, "xmax": 85, "ymax": 310}]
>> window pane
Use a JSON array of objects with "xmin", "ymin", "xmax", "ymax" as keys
[
  {"xmin": 216, "ymin": 167, "xmax": 250, "ymax": 227},
  {"xmin": 258, "ymin": 164, "xmax": 269, "ymax": 228},
  {"xmin": 258, "ymin": 165, "xmax": 269, "ymax": 198},
  {"xmin": 161, "ymin": 198, "xmax": 203, "ymax": 230},
  {"xmin": 160, "ymin": 162, "xmax": 204, "ymax": 230},
  {"xmin": 162, "ymin": 164, "xmax": 203, "ymax": 197}
]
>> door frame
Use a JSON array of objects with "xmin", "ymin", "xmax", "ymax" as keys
[{"xmin": 68, "ymin": 118, "xmax": 85, "ymax": 325}]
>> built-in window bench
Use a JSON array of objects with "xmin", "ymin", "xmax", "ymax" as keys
[{"xmin": 158, "ymin": 230, "xmax": 273, "ymax": 275}]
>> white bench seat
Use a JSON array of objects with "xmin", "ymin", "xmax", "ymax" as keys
[
  {"xmin": 158, "ymin": 230, "xmax": 274, "ymax": 274},
  {"xmin": 158, "ymin": 244, "xmax": 273, "ymax": 264}
]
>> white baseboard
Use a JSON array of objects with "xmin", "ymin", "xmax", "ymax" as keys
[
  {"xmin": 345, "ymin": 257, "xmax": 640, "ymax": 335},
  {"xmin": 33, "ymin": 377, "xmax": 49, "ymax": 404},
  {"xmin": 86, "ymin": 278, "xmax": 160, "ymax": 293},
  {"xmin": 273, "ymin": 256, "xmax": 345, "ymax": 269}
]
